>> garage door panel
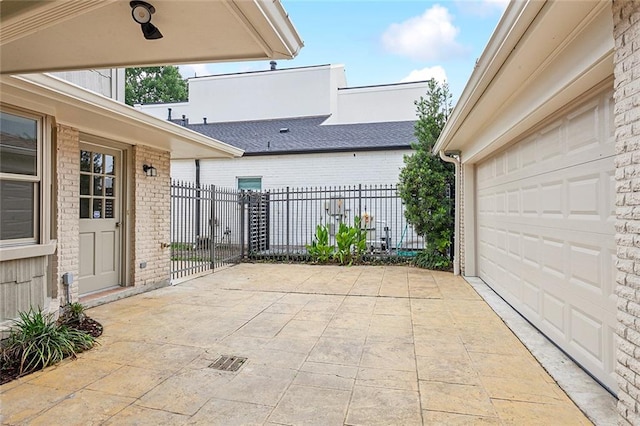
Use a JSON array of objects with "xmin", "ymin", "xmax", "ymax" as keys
[
  {"xmin": 476, "ymin": 89, "xmax": 616, "ymax": 392},
  {"xmin": 568, "ymin": 174, "xmax": 600, "ymax": 217},
  {"xmin": 541, "ymin": 237, "xmax": 564, "ymax": 278},
  {"xmin": 538, "ymin": 121, "xmax": 563, "ymax": 161},
  {"xmin": 522, "ymin": 279, "xmax": 540, "ymax": 315},
  {"xmin": 479, "ymin": 221, "xmax": 616, "ymax": 304},
  {"xmin": 566, "ymin": 98, "xmax": 601, "ymax": 153},
  {"xmin": 569, "ymin": 243, "xmax": 602, "ymax": 291},
  {"xmin": 569, "ymin": 306, "xmax": 603, "ymax": 364},
  {"xmin": 542, "ymin": 291, "xmax": 566, "ymax": 334}
]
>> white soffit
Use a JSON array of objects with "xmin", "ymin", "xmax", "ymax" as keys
[
  {"xmin": 0, "ymin": 0, "xmax": 304, "ymax": 74},
  {"xmin": 0, "ymin": 74, "xmax": 244, "ymax": 159},
  {"xmin": 435, "ymin": 0, "xmax": 614, "ymax": 163}
]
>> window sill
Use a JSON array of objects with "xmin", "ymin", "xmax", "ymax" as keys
[{"xmin": 0, "ymin": 240, "xmax": 57, "ymax": 262}]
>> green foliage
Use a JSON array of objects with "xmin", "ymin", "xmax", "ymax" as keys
[
  {"xmin": 398, "ymin": 79, "xmax": 455, "ymax": 270},
  {"xmin": 414, "ymin": 244, "xmax": 452, "ymax": 271},
  {"xmin": 334, "ymin": 217, "xmax": 367, "ymax": 266},
  {"xmin": 306, "ymin": 218, "xmax": 367, "ymax": 265},
  {"xmin": 1, "ymin": 308, "xmax": 95, "ymax": 375},
  {"xmin": 125, "ymin": 66, "xmax": 188, "ymax": 106},
  {"xmin": 306, "ymin": 224, "xmax": 334, "ymax": 263},
  {"xmin": 59, "ymin": 302, "xmax": 86, "ymax": 325}
]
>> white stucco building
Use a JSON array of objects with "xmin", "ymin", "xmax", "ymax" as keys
[{"xmin": 137, "ymin": 64, "xmax": 427, "ymax": 190}]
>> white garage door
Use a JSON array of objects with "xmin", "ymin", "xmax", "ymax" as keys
[{"xmin": 475, "ymin": 88, "xmax": 617, "ymax": 392}]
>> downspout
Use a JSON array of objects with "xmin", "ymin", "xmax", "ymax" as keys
[
  {"xmin": 439, "ymin": 150, "xmax": 461, "ymax": 276},
  {"xmin": 195, "ymin": 159, "xmax": 201, "ymax": 239}
]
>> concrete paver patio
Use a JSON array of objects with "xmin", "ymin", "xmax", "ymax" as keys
[{"xmin": 1, "ymin": 264, "xmax": 593, "ymax": 425}]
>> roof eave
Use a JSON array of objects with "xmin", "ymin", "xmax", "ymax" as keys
[
  {"xmin": 434, "ymin": 0, "xmax": 614, "ymax": 163},
  {"xmin": 433, "ymin": 0, "xmax": 538, "ymax": 155},
  {"xmin": 1, "ymin": 73, "xmax": 244, "ymax": 159}
]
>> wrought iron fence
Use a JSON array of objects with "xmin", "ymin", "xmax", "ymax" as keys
[
  {"xmin": 246, "ymin": 184, "xmax": 425, "ymax": 261},
  {"xmin": 170, "ymin": 182, "xmax": 426, "ymax": 281},
  {"xmin": 170, "ymin": 181, "xmax": 243, "ymax": 281}
]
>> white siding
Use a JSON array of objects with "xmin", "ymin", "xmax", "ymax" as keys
[
  {"xmin": 173, "ymin": 150, "xmax": 411, "ymax": 189},
  {"xmin": 51, "ymin": 69, "xmax": 125, "ymax": 102},
  {"xmin": 137, "ymin": 65, "xmax": 426, "ymax": 126}
]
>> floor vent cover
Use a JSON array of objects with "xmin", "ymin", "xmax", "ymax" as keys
[{"xmin": 209, "ymin": 355, "xmax": 247, "ymax": 372}]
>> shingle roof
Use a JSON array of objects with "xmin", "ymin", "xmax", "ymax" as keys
[{"xmin": 185, "ymin": 115, "xmax": 416, "ymax": 155}]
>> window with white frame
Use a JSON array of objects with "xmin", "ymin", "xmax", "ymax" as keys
[
  {"xmin": 237, "ymin": 177, "xmax": 262, "ymax": 191},
  {"xmin": 0, "ymin": 109, "xmax": 42, "ymax": 245}
]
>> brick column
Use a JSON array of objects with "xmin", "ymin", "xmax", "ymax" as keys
[
  {"xmin": 51, "ymin": 124, "xmax": 80, "ymax": 306},
  {"xmin": 614, "ymin": 0, "xmax": 640, "ymax": 423},
  {"xmin": 131, "ymin": 145, "xmax": 171, "ymax": 287}
]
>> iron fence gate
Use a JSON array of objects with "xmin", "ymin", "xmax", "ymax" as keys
[{"xmin": 170, "ymin": 181, "xmax": 243, "ymax": 280}]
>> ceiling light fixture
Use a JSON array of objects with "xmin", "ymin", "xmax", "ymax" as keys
[{"xmin": 130, "ymin": 1, "xmax": 163, "ymax": 40}]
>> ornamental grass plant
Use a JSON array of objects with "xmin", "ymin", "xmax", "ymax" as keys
[{"xmin": 0, "ymin": 307, "xmax": 95, "ymax": 376}]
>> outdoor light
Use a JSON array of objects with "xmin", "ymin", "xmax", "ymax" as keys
[
  {"xmin": 143, "ymin": 164, "xmax": 157, "ymax": 177},
  {"xmin": 130, "ymin": 1, "xmax": 163, "ymax": 40}
]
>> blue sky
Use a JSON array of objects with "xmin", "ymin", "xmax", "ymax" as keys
[{"xmin": 179, "ymin": 1, "xmax": 508, "ymax": 100}]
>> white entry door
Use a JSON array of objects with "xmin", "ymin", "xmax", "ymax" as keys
[{"xmin": 79, "ymin": 143, "xmax": 122, "ymax": 294}]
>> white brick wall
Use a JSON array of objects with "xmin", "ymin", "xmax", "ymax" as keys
[
  {"xmin": 52, "ymin": 124, "xmax": 80, "ymax": 306},
  {"xmin": 614, "ymin": 0, "xmax": 640, "ymax": 423},
  {"xmin": 132, "ymin": 145, "xmax": 171, "ymax": 287},
  {"xmin": 172, "ymin": 149, "xmax": 412, "ymax": 190}
]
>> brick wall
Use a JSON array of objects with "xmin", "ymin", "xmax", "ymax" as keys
[
  {"xmin": 51, "ymin": 124, "xmax": 80, "ymax": 306},
  {"xmin": 171, "ymin": 149, "xmax": 412, "ymax": 189},
  {"xmin": 613, "ymin": 0, "xmax": 640, "ymax": 423},
  {"xmin": 132, "ymin": 145, "xmax": 171, "ymax": 287}
]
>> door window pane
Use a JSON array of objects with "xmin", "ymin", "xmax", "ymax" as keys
[
  {"xmin": 80, "ymin": 150, "xmax": 92, "ymax": 172},
  {"xmin": 80, "ymin": 174, "xmax": 90, "ymax": 195},
  {"xmin": 93, "ymin": 153, "xmax": 103, "ymax": 174},
  {"xmin": 105, "ymin": 155, "xmax": 115, "ymax": 175},
  {"xmin": 105, "ymin": 199, "xmax": 114, "ymax": 219},
  {"xmin": 80, "ymin": 198, "xmax": 90, "ymax": 218},
  {"xmin": 105, "ymin": 177, "xmax": 114, "ymax": 196},
  {"xmin": 0, "ymin": 181, "xmax": 35, "ymax": 240},
  {"xmin": 93, "ymin": 176, "xmax": 103, "ymax": 196},
  {"xmin": 92, "ymin": 199, "xmax": 102, "ymax": 219},
  {"xmin": 0, "ymin": 112, "xmax": 37, "ymax": 176}
]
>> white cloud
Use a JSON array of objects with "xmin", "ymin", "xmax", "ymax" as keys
[
  {"xmin": 381, "ymin": 5, "xmax": 462, "ymax": 62},
  {"xmin": 400, "ymin": 66, "xmax": 447, "ymax": 84},
  {"xmin": 179, "ymin": 63, "xmax": 214, "ymax": 78}
]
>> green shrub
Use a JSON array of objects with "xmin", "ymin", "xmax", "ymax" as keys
[
  {"xmin": 414, "ymin": 244, "xmax": 452, "ymax": 271},
  {"xmin": 306, "ymin": 224, "xmax": 334, "ymax": 263},
  {"xmin": 398, "ymin": 79, "xmax": 455, "ymax": 271},
  {"xmin": 59, "ymin": 302, "xmax": 87, "ymax": 325},
  {"xmin": 1, "ymin": 307, "xmax": 95, "ymax": 375},
  {"xmin": 334, "ymin": 217, "xmax": 367, "ymax": 266}
]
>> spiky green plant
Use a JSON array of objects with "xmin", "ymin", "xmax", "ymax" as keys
[
  {"xmin": 1, "ymin": 308, "xmax": 95, "ymax": 375},
  {"xmin": 59, "ymin": 302, "xmax": 86, "ymax": 325}
]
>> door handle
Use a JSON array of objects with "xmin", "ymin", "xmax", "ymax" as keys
[{"xmin": 115, "ymin": 222, "xmax": 121, "ymax": 228}]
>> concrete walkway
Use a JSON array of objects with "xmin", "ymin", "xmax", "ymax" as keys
[{"xmin": 1, "ymin": 264, "xmax": 593, "ymax": 425}]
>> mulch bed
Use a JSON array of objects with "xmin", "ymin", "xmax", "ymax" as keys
[{"xmin": 0, "ymin": 317, "xmax": 103, "ymax": 386}]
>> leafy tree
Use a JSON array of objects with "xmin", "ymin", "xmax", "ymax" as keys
[
  {"xmin": 124, "ymin": 66, "xmax": 188, "ymax": 106},
  {"xmin": 398, "ymin": 79, "xmax": 454, "ymax": 270}
]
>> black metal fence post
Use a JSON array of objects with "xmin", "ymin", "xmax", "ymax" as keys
[
  {"xmin": 214, "ymin": 185, "xmax": 218, "ymax": 271},
  {"xmin": 286, "ymin": 186, "xmax": 290, "ymax": 261}
]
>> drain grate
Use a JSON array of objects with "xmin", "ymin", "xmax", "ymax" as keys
[{"xmin": 209, "ymin": 355, "xmax": 247, "ymax": 372}]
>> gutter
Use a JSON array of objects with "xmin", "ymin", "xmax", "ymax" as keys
[
  {"xmin": 433, "ymin": 0, "xmax": 540, "ymax": 155},
  {"xmin": 439, "ymin": 150, "xmax": 461, "ymax": 276}
]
